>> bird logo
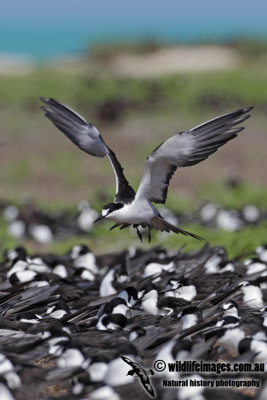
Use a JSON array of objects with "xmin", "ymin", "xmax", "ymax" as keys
[{"xmin": 121, "ymin": 356, "xmax": 155, "ymax": 398}]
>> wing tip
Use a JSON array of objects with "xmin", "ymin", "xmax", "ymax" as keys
[
  {"xmin": 232, "ymin": 105, "xmax": 253, "ymax": 116},
  {"xmin": 242, "ymin": 106, "xmax": 253, "ymax": 114},
  {"xmin": 39, "ymin": 96, "xmax": 54, "ymax": 105},
  {"xmin": 40, "ymin": 96, "xmax": 57, "ymax": 112}
]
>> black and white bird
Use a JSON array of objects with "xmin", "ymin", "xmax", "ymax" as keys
[{"xmin": 41, "ymin": 97, "xmax": 252, "ymax": 242}]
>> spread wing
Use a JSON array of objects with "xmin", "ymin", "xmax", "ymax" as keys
[
  {"xmin": 40, "ymin": 97, "xmax": 107, "ymax": 157},
  {"xmin": 135, "ymin": 107, "xmax": 253, "ymax": 204},
  {"xmin": 140, "ymin": 379, "xmax": 155, "ymax": 398},
  {"xmin": 121, "ymin": 355, "xmax": 139, "ymax": 368},
  {"xmin": 41, "ymin": 97, "xmax": 135, "ymax": 204},
  {"xmin": 106, "ymin": 147, "xmax": 136, "ymax": 204}
]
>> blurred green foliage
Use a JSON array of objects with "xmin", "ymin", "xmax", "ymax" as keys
[
  {"xmin": 0, "ymin": 65, "xmax": 267, "ymax": 115},
  {"xmin": 231, "ymin": 37, "xmax": 267, "ymax": 60},
  {"xmin": 196, "ymin": 181, "xmax": 267, "ymax": 209}
]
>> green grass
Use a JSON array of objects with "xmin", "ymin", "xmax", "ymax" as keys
[
  {"xmin": 0, "ymin": 64, "xmax": 267, "ymax": 116},
  {"xmin": 231, "ymin": 37, "xmax": 267, "ymax": 60},
  {"xmin": 0, "ymin": 217, "xmax": 17, "ymax": 251},
  {"xmin": 196, "ymin": 181, "xmax": 267, "ymax": 209},
  {"xmin": 2, "ymin": 158, "xmax": 33, "ymax": 183},
  {"xmin": 48, "ymin": 152, "xmax": 85, "ymax": 187},
  {"xmin": 164, "ymin": 223, "xmax": 267, "ymax": 259}
]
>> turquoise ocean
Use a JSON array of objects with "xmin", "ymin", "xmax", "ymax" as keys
[{"xmin": 1, "ymin": 19, "xmax": 267, "ymax": 62}]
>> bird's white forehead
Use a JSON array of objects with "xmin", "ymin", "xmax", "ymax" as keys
[{"xmin": 102, "ymin": 209, "xmax": 109, "ymax": 216}]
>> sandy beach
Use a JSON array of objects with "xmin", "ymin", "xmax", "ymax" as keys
[
  {"xmin": 0, "ymin": 53, "xmax": 35, "ymax": 75},
  {"xmin": 0, "ymin": 45, "xmax": 240, "ymax": 76},
  {"xmin": 109, "ymin": 45, "xmax": 240, "ymax": 78}
]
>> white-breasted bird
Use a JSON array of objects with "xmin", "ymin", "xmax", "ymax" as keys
[{"xmin": 41, "ymin": 97, "xmax": 252, "ymax": 242}]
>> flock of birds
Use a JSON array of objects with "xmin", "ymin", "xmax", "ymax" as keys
[
  {"xmin": 1, "ymin": 199, "xmax": 265, "ymax": 245},
  {"xmin": 0, "ymin": 242, "xmax": 266, "ymax": 399},
  {"xmin": 1, "ymin": 200, "xmax": 98, "ymax": 244}
]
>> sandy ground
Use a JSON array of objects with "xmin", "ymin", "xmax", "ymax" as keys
[
  {"xmin": 0, "ymin": 53, "xmax": 35, "ymax": 75},
  {"xmin": 109, "ymin": 45, "xmax": 240, "ymax": 78},
  {"xmin": 0, "ymin": 45, "xmax": 240, "ymax": 77}
]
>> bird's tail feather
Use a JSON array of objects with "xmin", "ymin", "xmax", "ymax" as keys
[{"xmin": 151, "ymin": 217, "xmax": 204, "ymax": 241}]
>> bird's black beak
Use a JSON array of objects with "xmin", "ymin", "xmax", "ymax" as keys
[{"xmin": 94, "ymin": 214, "xmax": 105, "ymax": 224}]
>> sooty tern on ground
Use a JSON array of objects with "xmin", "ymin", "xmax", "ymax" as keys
[{"xmin": 41, "ymin": 97, "xmax": 252, "ymax": 242}]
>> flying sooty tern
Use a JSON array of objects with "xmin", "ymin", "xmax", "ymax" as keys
[{"xmin": 41, "ymin": 97, "xmax": 252, "ymax": 242}]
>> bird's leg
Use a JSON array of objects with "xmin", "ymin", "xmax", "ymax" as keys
[
  {"xmin": 120, "ymin": 223, "xmax": 130, "ymax": 230},
  {"xmin": 136, "ymin": 226, "xmax": 143, "ymax": 242},
  {"xmin": 148, "ymin": 226, "xmax": 151, "ymax": 243},
  {"xmin": 109, "ymin": 223, "xmax": 121, "ymax": 231}
]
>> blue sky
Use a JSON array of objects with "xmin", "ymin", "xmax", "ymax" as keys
[{"xmin": 1, "ymin": 0, "xmax": 266, "ymax": 23}]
